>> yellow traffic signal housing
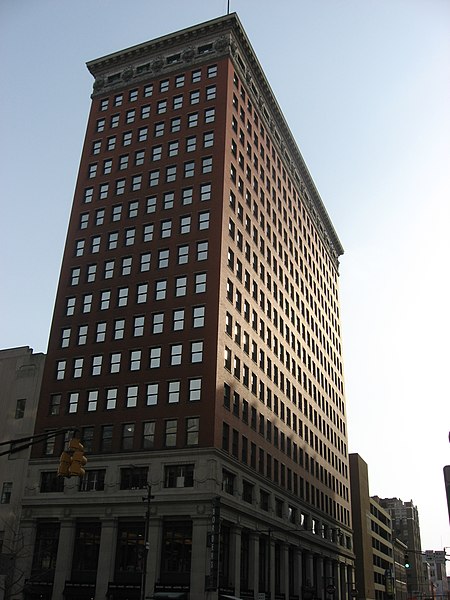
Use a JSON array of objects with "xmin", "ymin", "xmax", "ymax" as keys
[
  {"xmin": 57, "ymin": 451, "xmax": 72, "ymax": 477},
  {"xmin": 68, "ymin": 439, "xmax": 87, "ymax": 477}
]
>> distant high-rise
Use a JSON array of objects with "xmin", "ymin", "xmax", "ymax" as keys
[
  {"xmin": 378, "ymin": 498, "xmax": 424, "ymax": 598},
  {"xmin": 21, "ymin": 13, "xmax": 353, "ymax": 600}
]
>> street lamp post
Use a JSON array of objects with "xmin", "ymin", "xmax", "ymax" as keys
[{"xmin": 140, "ymin": 484, "xmax": 153, "ymax": 600}]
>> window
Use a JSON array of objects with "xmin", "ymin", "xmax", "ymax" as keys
[
  {"xmin": 203, "ymin": 131, "xmax": 214, "ymax": 147},
  {"xmin": 91, "ymin": 236, "xmax": 101, "ymax": 253},
  {"xmin": 96, "ymin": 118, "xmax": 105, "ymax": 132},
  {"xmin": 61, "ymin": 328, "xmax": 71, "ymax": 348},
  {"xmin": 79, "ymin": 213, "xmax": 89, "ymax": 229},
  {"xmin": 40, "ymin": 473, "xmax": 64, "ymax": 493},
  {"xmin": 202, "ymin": 156, "xmax": 213, "ymax": 173},
  {"xmin": 168, "ymin": 140, "xmax": 179, "ymax": 156},
  {"xmin": 192, "ymin": 305, "xmax": 205, "ymax": 327},
  {"xmin": 196, "ymin": 241, "xmax": 208, "ymax": 261},
  {"xmin": 173, "ymin": 309, "xmax": 184, "ymax": 331},
  {"xmin": 146, "ymin": 383, "xmax": 158, "ymax": 406},
  {"xmin": 200, "ymin": 183, "xmax": 211, "ymax": 201},
  {"xmin": 71, "ymin": 267, "xmax": 80, "ymax": 286},
  {"xmin": 243, "ymin": 480, "xmax": 254, "ymax": 503},
  {"xmin": 87, "ymin": 390, "xmax": 98, "ymax": 411},
  {"xmin": 138, "ymin": 127, "xmax": 148, "ymax": 142},
  {"xmin": 84, "ymin": 187, "xmax": 94, "ymax": 203},
  {"xmin": 111, "ymin": 114, "xmax": 120, "ymax": 128},
  {"xmin": 164, "ymin": 464, "xmax": 193, "ymax": 487},
  {"xmin": 170, "ymin": 344, "xmax": 182, "ymax": 366},
  {"xmin": 130, "ymin": 350, "xmax": 141, "ymax": 371},
  {"xmin": 126, "ymin": 385, "xmax": 139, "ymax": 407},
  {"xmin": 123, "ymin": 131, "xmax": 132, "ymax": 146},
  {"xmin": 114, "ymin": 319, "xmax": 125, "ymax": 340},
  {"xmin": 108, "ymin": 232, "xmax": 118, "ymax": 250},
  {"xmin": 149, "ymin": 347, "xmax": 161, "ymax": 368},
  {"xmin": 140, "ymin": 252, "xmax": 151, "ymax": 271},
  {"xmin": 106, "ymin": 389, "xmax": 117, "ymax": 410},
  {"xmin": 110, "ymin": 352, "xmax": 121, "ymax": 373},
  {"xmin": 178, "ymin": 189, "xmax": 192, "ymax": 208},
  {"xmin": 92, "ymin": 355, "xmax": 102, "ymax": 376},
  {"xmin": 126, "ymin": 109, "xmax": 136, "ymax": 123},
  {"xmin": 141, "ymin": 103, "xmax": 151, "ymax": 117},
  {"xmin": 143, "ymin": 223, "xmax": 154, "ymax": 242},
  {"xmin": 120, "ymin": 467, "xmax": 148, "ymax": 490},
  {"xmin": 206, "ymin": 85, "xmax": 216, "ymax": 100},
  {"xmin": 192, "ymin": 69, "xmax": 201, "ymax": 83},
  {"xmin": 78, "ymin": 325, "xmax": 88, "ymax": 346},
  {"xmin": 135, "ymin": 150, "xmax": 145, "ymax": 165},
  {"xmin": 104, "ymin": 260, "xmax": 114, "ymax": 279},
  {"xmin": 75, "ymin": 239, "xmax": 85, "ymax": 257},
  {"xmin": 175, "ymin": 276, "xmax": 187, "ymax": 297},
  {"xmin": 177, "ymin": 245, "xmax": 189, "ymax": 265},
  {"xmin": 180, "ymin": 215, "xmax": 191, "ymax": 234},
  {"xmin": 86, "ymin": 264, "xmax": 96, "ymax": 282},
  {"xmin": 198, "ymin": 211, "xmax": 210, "ymax": 230},
  {"xmin": 79, "ymin": 469, "xmax": 106, "ymax": 491},
  {"xmin": 152, "ymin": 312, "xmax": 164, "ymax": 334},
  {"xmin": 149, "ymin": 170, "xmax": 160, "ymax": 186},
  {"xmin": 205, "ymin": 108, "xmax": 215, "ymax": 123},
  {"xmin": 184, "ymin": 161, "xmax": 195, "ymax": 178},
  {"xmin": 186, "ymin": 136, "xmax": 196, "ymax": 152},
  {"xmin": 73, "ymin": 358, "xmax": 83, "ymax": 378},
  {"xmin": 190, "ymin": 89, "xmax": 200, "ymax": 104},
  {"xmin": 69, "ymin": 392, "xmax": 79, "ymax": 413},
  {"xmin": 143, "ymin": 421, "xmax": 155, "ymax": 449},
  {"xmin": 164, "ymin": 420, "xmax": 177, "ymax": 447},
  {"xmin": 191, "ymin": 341, "xmax": 203, "ymax": 363},
  {"xmin": 163, "ymin": 191, "xmax": 174, "ymax": 209},
  {"xmin": 121, "ymin": 423, "xmax": 135, "ymax": 450},
  {"xmin": 15, "ymin": 398, "xmax": 26, "ymax": 419},
  {"xmin": 144, "ymin": 84, "xmax": 153, "ymax": 97},
  {"xmin": 49, "ymin": 394, "xmax": 61, "ymax": 416},
  {"xmin": 161, "ymin": 220, "xmax": 172, "ymax": 239},
  {"xmin": 95, "ymin": 322, "xmax": 106, "ymax": 342},
  {"xmin": 173, "ymin": 94, "xmax": 183, "ymax": 110},
  {"xmin": 99, "ymin": 184, "xmax": 109, "ymax": 200},
  {"xmin": 154, "ymin": 122, "xmax": 164, "ymax": 137},
  {"xmin": 189, "ymin": 378, "xmax": 201, "ymax": 401},
  {"xmin": 117, "ymin": 287, "xmax": 129, "ymax": 307},
  {"xmin": 157, "ymin": 99, "xmax": 167, "ymax": 114},
  {"xmin": 187, "ymin": 113, "xmax": 198, "ymax": 128},
  {"xmin": 175, "ymin": 74, "xmax": 185, "ymax": 87},
  {"xmin": 137, "ymin": 283, "xmax": 148, "ymax": 303},
  {"xmin": 186, "ymin": 417, "xmax": 199, "ymax": 446},
  {"xmin": 171, "ymin": 117, "xmax": 181, "ymax": 132},
  {"xmin": 133, "ymin": 315, "xmax": 145, "ymax": 336},
  {"xmin": 168, "ymin": 380, "xmax": 180, "ymax": 402},
  {"xmin": 195, "ymin": 272, "xmax": 207, "ymax": 293},
  {"xmin": 107, "ymin": 136, "xmax": 116, "ymax": 150},
  {"xmin": 112, "ymin": 205, "xmax": 122, "ymax": 221},
  {"xmin": 152, "ymin": 145, "xmax": 162, "ymax": 161},
  {"xmin": 122, "ymin": 256, "xmax": 132, "ymax": 275},
  {"xmin": 103, "ymin": 159, "xmax": 112, "ymax": 175},
  {"xmin": 207, "ymin": 64, "xmax": 217, "ymax": 77},
  {"xmin": 155, "ymin": 280, "xmax": 167, "ymax": 300},
  {"xmin": 131, "ymin": 175, "xmax": 142, "ymax": 191}
]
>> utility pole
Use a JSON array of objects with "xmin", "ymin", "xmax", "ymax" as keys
[{"xmin": 141, "ymin": 483, "xmax": 154, "ymax": 600}]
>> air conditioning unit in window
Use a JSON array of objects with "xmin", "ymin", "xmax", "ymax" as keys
[{"xmin": 176, "ymin": 476, "xmax": 185, "ymax": 488}]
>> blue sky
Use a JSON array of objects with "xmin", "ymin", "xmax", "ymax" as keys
[{"xmin": 1, "ymin": 0, "xmax": 449, "ymax": 552}]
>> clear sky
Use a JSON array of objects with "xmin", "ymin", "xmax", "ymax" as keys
[{"xmin": 1, "ymin": 0, "xmax": 449, "ymax": 553}]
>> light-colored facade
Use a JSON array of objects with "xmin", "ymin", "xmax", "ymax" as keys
[
  {"xmin": 0, "ymin": 347, "xmax": 45, "ymax": 600},
  {"xmin": 19, "ymin": 13, "xmax": 353, "ymax": 600},
  {"xmin": 422, "ymin": 551, "xmax": 448, "ymax": 600}
]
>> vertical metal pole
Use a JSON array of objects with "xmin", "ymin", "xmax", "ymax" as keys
[{"xmin": 141, "ymin": 484, "xmax": 152, "ymax": 600}]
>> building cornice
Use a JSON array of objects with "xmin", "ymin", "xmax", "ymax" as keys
[{"xmin": 87, "ymin": 13, "xmax": 344, "ymax": 265}]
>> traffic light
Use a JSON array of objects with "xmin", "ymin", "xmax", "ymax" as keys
[
  {"xmin": 68, "ymin": 438, "xmax": 87, "ymax": 477},
  {"xmin": 57, "ymin": 451, "xmax": 72, "ymax": 477},
  {"xmin": 404, "ymin": 554, "xmax": 411, "ymax": 569}
]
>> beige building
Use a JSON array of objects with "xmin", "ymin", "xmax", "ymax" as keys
[{"xmin": 0, "ymin": 347, "xmax": 45, "ymax": 600}]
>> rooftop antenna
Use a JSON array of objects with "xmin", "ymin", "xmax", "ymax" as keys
[{"xmin": 227, "ymin": 0, "xmax": 230, "ymax": 15}]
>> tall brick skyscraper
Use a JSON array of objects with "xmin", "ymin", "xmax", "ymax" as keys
[{"xmin": 20, "ymin": 13, "xmax": 354, "ymax": 600}]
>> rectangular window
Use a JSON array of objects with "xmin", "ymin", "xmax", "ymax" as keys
[
  {"xmin": 130, "ymin": 350, "xmax": 141, "ymax": 371},
  {"xmin": 149, "ymin": 347, "xmax": 161, "ymax": 368},
  {"xmin": 126, "ymin": 385, "xmax": 139, "ymax": 407},
  {"xmin": 164, "ymin": 420, "xmax": 177, "ymax": 447},
  {"xmin": 164, "ymin": 464, "xmax": 193, "ymax": 487},
  {"xmin": 152, "ymin": 312, "xmax": 164, "ymax": 334},
  {"xmin": 69, "ymin": 392, "xmax": 79, "ymax": 413},
  {"xmin": 110, "ymin": 352, "xmax": 121, "ymax": 373},
  {"xmin": 137, "ymin": 283, "xmax": 148, "ymax": 303},
  {"xmin": 195, "ymin": 272, "xmax": 207, "ymax": 293},
  {"xmin": 155, "ymin": 280, "xmax": 167, "ymax": 300},
  {"xmin": 175, "ymin": 276, "xmax": 187, "ymax": 297},
  {"xmin": 189, "ymin": 378, "xmax": 201, "ymax": 401},
  {"xmin": 171, "ymin": 117, "xmax": 181, "ymax": 132},
  {"xmin": 117, "ymin": 287, "xmax": 129, "ymax": 307},
  {"xmin": 186, "ymin": 417, "xmax": 199, "ymax": 446},
  {"xmin": 146, "ymin": 383, "xmax": 159, "ymax": 406},
  {"xmin": 120, "ymin": 467, "xmax": 148, "ymax": 490},
  {"xmin": 106, "ymin": 389, "xmax": 117, "ymax": 410},
  {"xmin": 143, "ymin": 421, "xmax": 155, "ymax": 449},
  {"xmin": 191, "ymin": 341, "xmax": 203, "ymax": 363},
  {"xmin": 168, "ymin": 380, "xmax": 181, "ymax": 403},
  {"xmin": 140, "ymin": 252, "xmax": 151, "ymax": 271},
  {"xmin": 121, "ymin": 423, "xmax": 135, "ymax": 450},
  {"xmin": 196, "ymin": 241, "xmax": 208, "ymax": 261},
  {"xmin": 182, "ymin": 187, "xmax": 193, "ymax": 205},
  {"xmin": 15, "ymin": 398, "xmax": 26, "ymax": 419},
  {"xmin": 192, "ymin": 305, "xmax": 205, "ymax": 328},
  {"xmin": 87, "ymin": 390, "xmax": 98, "ymax": 411},
  {"xmin": 133, "ymin": 315, "xmax": 145, "ymax": 336},
  {"xmin": 173, "ymin": 309, "xmax": 184, "ymax": 331}
]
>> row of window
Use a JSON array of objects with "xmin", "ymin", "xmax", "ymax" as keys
[
  {"xmin": 91, "ymin": 130, "xmax": 214, "ymax": 162},
  {"xmin": 74, "ymin": 214, "xmax": 210, "ymax": 258},
  {"xmin": 55, "ymin": 340, "xmax": 204, "ymax": 380},
  {"xmin": 88, "ymin": 155, "xmax": 213, "ymax": 184},
  {"xmin": 221, "ymin": 422, "xmax": 349, "ymax": 526},
  {"xmin": 96, "ymin": 85, "xmax": 216, "ymax": 131},
  {"xmin": 96, "ymin": 107, "xmax": 215, "ymax": 137},
  {"xmin": 49, "ymin": 378, "xmax": 202, "ymax": 418},
  {"xmin": 97, "ymin": 64, "xmax": 218, "ymax": 113},
  {"xmin": 61, "ymin": 305, "xmax": 204, "ymax": 348},
  {"xmin": 82, "ymin": 181, "xmax": 212, "ymax": 208}
]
